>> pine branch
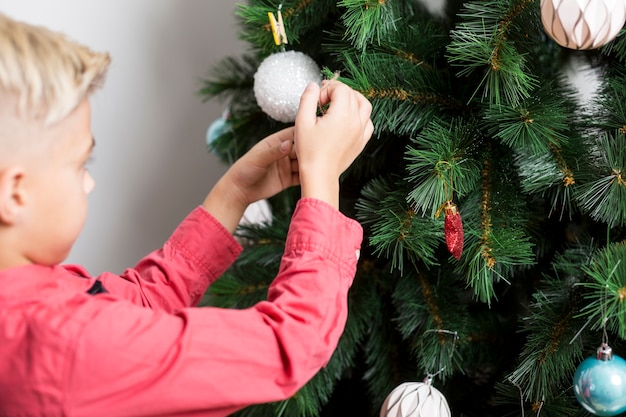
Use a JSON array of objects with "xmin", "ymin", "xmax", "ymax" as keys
[
  {"xmin": 357, "ymin": 177, "xmax": 442, "ymax": 273},
  {"xmin": 494, "ymin": 381, "xmax": 580, "ymax": 416},
  {"xmin": 514, "ymin": 147, "xmax": 577, "ymax": 220},
  {"xmin": 577, "ymin": 242, "xmax": 626, "ymax": 339},
  {"xmin": 337, "ymin": 0, "xmax": 398, "ymax": 51},
  {"xmin": 576, "ymin": 131, "xmax": 626, "ymax": 228},
  {"xmin": 602, "ymin": 27, "xmax": 626, "ymax": 65},
  {"xmin": 507, "ymin": 273, "xmax": 586, "ymax": 404},
  {"xmin": 197, "ymin": 55, "xmax": 257, "ymax": 104},
  {"xmin": 483, "ymin": 89, "xmax": 571, "ymax": 155},
  {"xmin": 237, "ymin": 0, "xmax": 339, "ymax": 54},
  {"xmin": 392, "ymin": 266, "xmax": 467, "ymax": 382},
  {"xmin": 456, "ymin": 149, "xmax": 535, "ymax": 304},
  {"xmin": 331, "ymin": 52, "xmax": 466, "ymax": 137},
  {"xmin": 349, "ymin": 263, "xmax": 396, "ymax": 411},
  {"xmin": 590, "ymin": 62, "xmax": 626, "ymax": 132},
  {"xmin": 405, "ymin": 118, "xmax": 482, "ymax": 217},
  {"xmin": 446, "ymin": 0, "xmax": 540, "ymax": 106}
]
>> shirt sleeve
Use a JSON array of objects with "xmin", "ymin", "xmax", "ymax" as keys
[
  {"xmin": 97, "ymin": 206, "xmax": 243, "ymax": 311},
  {"xmin": 65, "ymin": 199, "xmax": 363, "ymax": 417}
]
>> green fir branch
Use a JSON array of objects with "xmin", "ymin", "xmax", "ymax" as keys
[
  {"xmin": 460, "ymin": 223, "xmax": 533, "ymax": 304},
  {"xmin": 508, "ymin": 275, "xmax": 586, "ymax": 404},
  {"xmin": 577, "ymin": 242, "xmax": 626, "ymax": 339},
  {"xmin": 512, "ymin": 102, "xmax": 590, "ymax": 221},
  {"xmin": 354, "ymin": 265, "xmax": 399, "ymax": 410},
  {"xmin": 514, "ymin": 149, "xmax": 576, "ymax": 220},
  {"xmin": 236, "ymin": 0, "xmax": 339, "ymax": 54},
  {"xmin": 337, "ymin": 0, "xmax": 398, "ymax": 51},
  {"xmin": 332, "ymin": 52, "xmax": 465, "ymax": 137},
  {"xmin": 206, "ymin": 112, "xmax": 282, "ymax": 166},
  {"xmin": 197, "ymin": 55, "xmax": 257, "ymax": 104},
  {"xmin": 483, "ymin": 91, "xmax": 571, "ymax": 155},
  {"xmin": 323, "ymin": 8, "xmax": 449, "ymax": 69},
  {"xmin": 354, "ymin": 176, "xmax": 394, "ymax": 227},
  {"xmin": 392, "ymin": 267, "xmax": 466, "ymax": 382},
  {"xmin": 602, "ymin": 27, "xmax": 626, "ymax": 65},
  {"xmin": 406, "ymin": 119, "xmax": 482, "ymax": 217},
  {"xmin": 591, "ymin": 62, "xmax": 626, "ymax": 132},
  {"xmin": 576, "ymin": 131, "xmax": 626, "ymax": 228},
  {"xmin": 455, "ymin": 152, "xmax": 535, "ymax": 304},
  {"xmin": 361, "ymin": 296, "xmax": 402, "ymax": 410},
  {"xmin": 504, "ymin": 244, "xmax": 596, "ymax": 410},
  {"xmin": 447, "ymin": 0, "xmax": 539, "ymax": 106},
  {"xmin": 357, "ymin": 178, "xmax": 442, "ymax": 273},
  {"xmin": 494, "ymin": 381, "xmax": 580, "ymax": 417}
]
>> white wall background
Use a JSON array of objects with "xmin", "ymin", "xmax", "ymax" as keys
[{"xmin": 0, "ymin": 0, "xmax": 245, "ymax": 274}]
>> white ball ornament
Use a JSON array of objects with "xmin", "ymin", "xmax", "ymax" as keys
[
  {"xmin": 541, "ymin": 0, "xmax": 626, "ymax": 50},
  {"xmin": 253, "ymin": 50, "xmax": 322, "ymax": 123},
  {"xmin": 380, "ymin": 378, "xmax": 451, "ymax": 417}
]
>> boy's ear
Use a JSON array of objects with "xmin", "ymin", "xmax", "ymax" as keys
[{"xmin": 0, "ymin": 166, "xmax": 26, "ymax": 225}]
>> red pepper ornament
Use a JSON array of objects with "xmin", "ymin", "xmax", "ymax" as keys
[{"xmin": 444, "ymin": 201, "xmax": 464, "ymax": 260}]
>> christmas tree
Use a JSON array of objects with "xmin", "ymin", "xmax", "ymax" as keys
[{"xmin": 198, "ymin": 1, "xmax": 626, "ymax": 416}]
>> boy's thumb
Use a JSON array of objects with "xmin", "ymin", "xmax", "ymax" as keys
[
  {"xmin": 254, "ymin": 128, "xmax": 294, "ymax": 166},
  {"xmin": 296, "ymin": 82, "xmax": 320, "ymax": 125}
]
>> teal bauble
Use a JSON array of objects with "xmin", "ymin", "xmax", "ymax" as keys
[
  {"xmin": 206, "ymin": 110, "xmax": 231, "ymax": 149},
  {"xmin": 573, "ymin": 344, "xmax": 626, "ymax": 416},
  {"xmin": 206, "ymin": 117, "xmax": 231, "ymax": 147}
]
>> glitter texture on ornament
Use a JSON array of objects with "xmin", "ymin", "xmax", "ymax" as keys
[{"xmin": 253, "ymin": 50, "xmax": 322, "ymax": 123}]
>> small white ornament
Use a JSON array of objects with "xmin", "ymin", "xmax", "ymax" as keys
[
  {"xmin": 541, "ymin": 0, "xmax": 626, "ymax": 50},
  {"xmin": 253, "ymin": 50, "xmax": 322, "ymax": 123},
  {"xmin": 380, "ymin": 378, "xmax": 451, "ymax": 417}
]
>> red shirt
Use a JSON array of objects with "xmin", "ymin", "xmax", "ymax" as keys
[{"xmin": 0, "ymin": 198, "xmax": 362, "ymax": 416}]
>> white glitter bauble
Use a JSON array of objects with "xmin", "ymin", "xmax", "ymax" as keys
[
  {"xmin": 541, "ymin": 0, "xmax": 626, "ymax": 50},
  {"xmin": 380, "ymin": 381, "xmax": 451, "ymax": 417},
  {"xmin": 253, "ymin": 50, "xmax": 322, "ymax": 123}
]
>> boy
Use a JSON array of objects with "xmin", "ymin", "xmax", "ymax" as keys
[{"xmin": 0, "ymin": 12, "xmax": 373, "ymax": 417}]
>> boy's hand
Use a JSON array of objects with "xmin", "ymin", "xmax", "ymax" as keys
[
  {"xmin": 226, "ymin": 127, "xmax": 299, "ymax": 206},
  {"xmin": 203, "ymin": 80, "xmax": 373, "ymax": 232},
  {"xmin": 202, "ymin": 127, "xmax": 299, "ymax": 233},
  {"xmin": 295, "ymin": 81, "xmax": 373, "ymax": 208}
]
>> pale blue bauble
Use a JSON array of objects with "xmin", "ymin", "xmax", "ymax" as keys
[
  {"xmin": 573, "ymin": 352, "xmax": 626, "ymax": 416},
  {"xmin": 206, "ymin": 114, "xmax": 231, "ymax": 149}
]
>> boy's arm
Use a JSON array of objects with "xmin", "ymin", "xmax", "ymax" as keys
[
  {"xmin": 66, "ymin": 199, "xmax": 362, "ymax": 416},
  {"xmin": 92, "ymin": 81, "xmax": 372, "ymax": 313},
  {"xmin": 95, "ymin": 205, "xmax": 243, "ymax": 311},
  {"xmin": 95, "ymin": 127, "xmax": 300, "ymax": 311}
]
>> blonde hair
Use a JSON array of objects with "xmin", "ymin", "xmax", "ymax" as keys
[{"xmin": 0, "ymin": 13, "xmax": 111, "ymax": 125}]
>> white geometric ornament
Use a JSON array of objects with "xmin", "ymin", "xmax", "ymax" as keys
[
  {"xmin": 380, "ymin": 377, "xmax": 451, "ymax": 417},
  {"xmin": 541, "ymin": 0, "xmax": 626, "ymax": 50}
]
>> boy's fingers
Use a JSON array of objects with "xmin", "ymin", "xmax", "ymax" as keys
[
  {"xmin": 296, "ymin": 82, "xmax": 321, "ymax": 126},
  {"xmin": 318, "ymin": 80, "xmax": 345, "ymax": 108},
  {"xmin": 321, "ymin": 82, "xmax": 370, "ymax": 122},
  {"xmin": 358, "ymin": 94, "xmax": 373, "ymax": 127},
  {"xmin": 251, "ymin": 127, "xmax": 294, "ymax": 166},
  {"xmin": 364, "ymin": 119, "xmax": 374, "ymax": 141}
]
